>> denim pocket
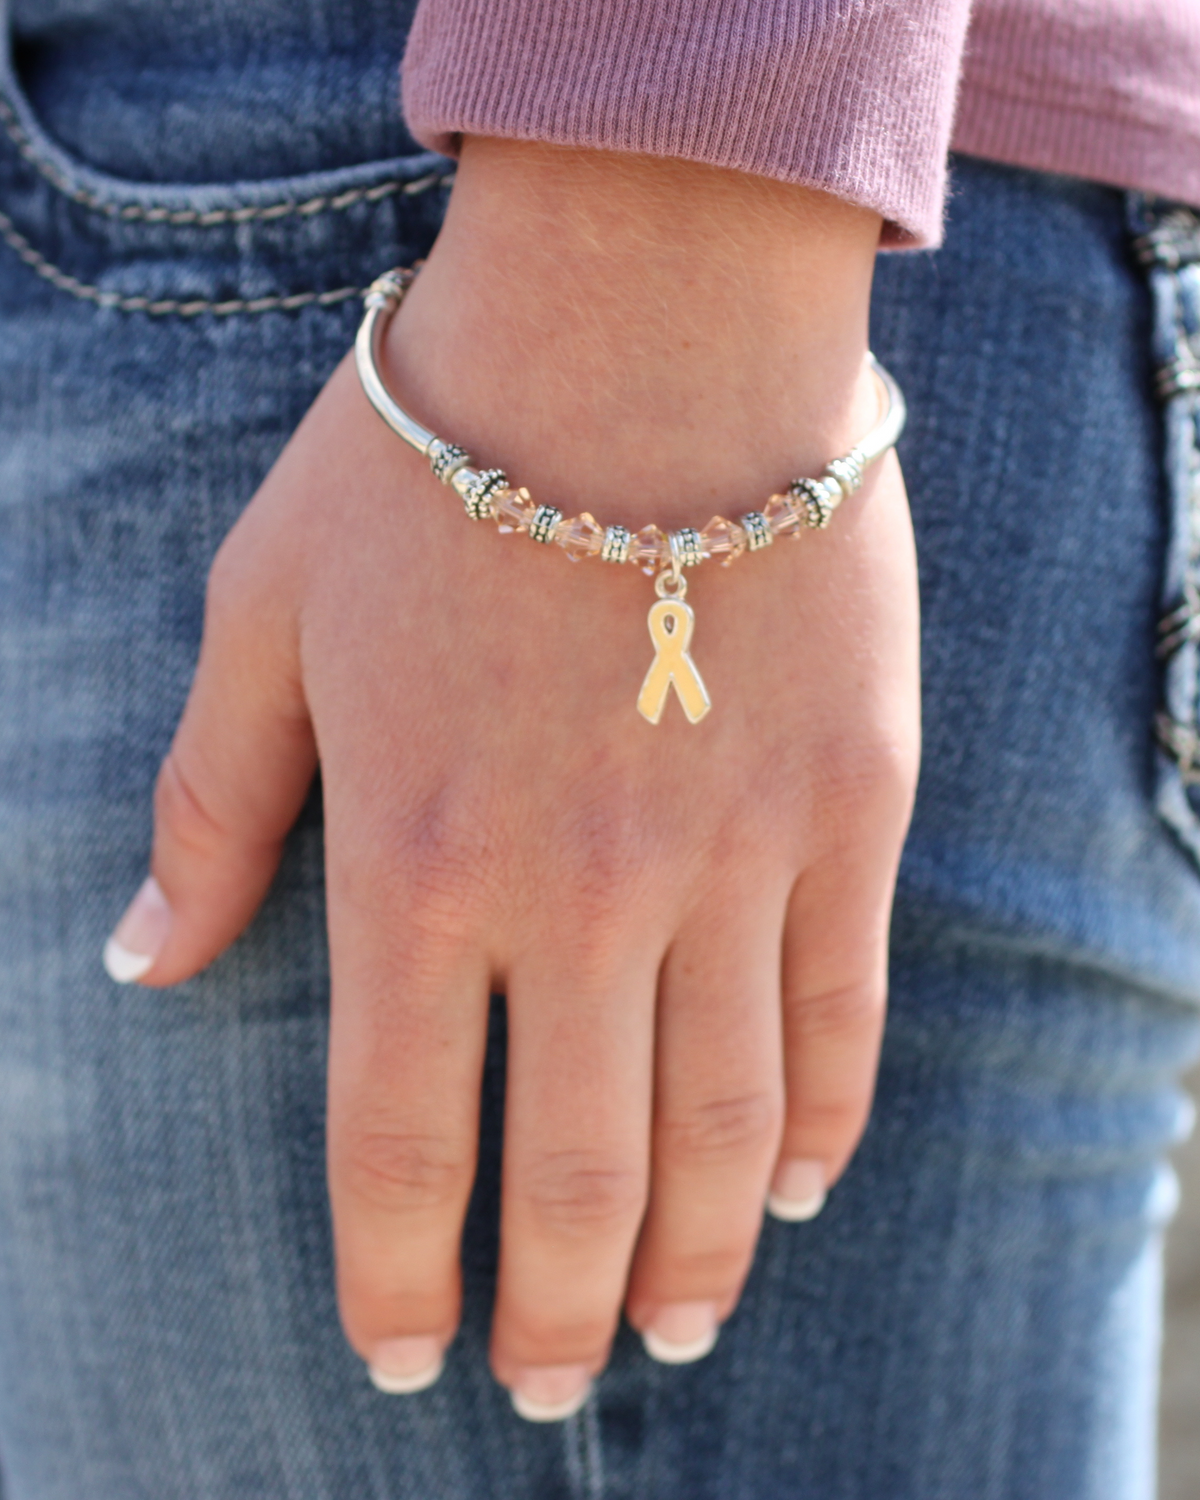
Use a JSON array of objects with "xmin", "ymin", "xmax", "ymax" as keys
[
  {"xmin": 1129, "ymin": 198, "xmax": 1200, "ymax": 865},
  {"xmin": 0, "ymin": 23, "xmax": 450, "ymax": 317}
]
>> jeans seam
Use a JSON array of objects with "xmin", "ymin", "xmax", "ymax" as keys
[
  {"xmin": 1131, "ymin": 196, "xmax": 1200, "ymax": 862},
  {"xmin": 0, "ymin": 93, "xmax": 450, "ymax": 224}
]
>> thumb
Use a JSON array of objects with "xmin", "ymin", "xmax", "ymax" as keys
[{"xmin": 103, "ymin": 541, "xmax": 317, "ymax": 986}]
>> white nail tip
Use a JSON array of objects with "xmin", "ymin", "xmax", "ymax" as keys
[
  {"xmin": 510, "ymin": 1384, "xmax": 591, "ymax": 1423},
  {"xmin": 642, "ymin": 1325, "xmax": 719, "ymax": 1365},
  {"xmin": 368, "ymin": 1355, "xmax": 444, "ymax": 1395},
  {"xmin": 103, "ymin": 937, "xmax": 155, "ymax": 984},
  {"xmin": 767, "ymin": 1188, "xmax": 827, "ymax": 1223}
]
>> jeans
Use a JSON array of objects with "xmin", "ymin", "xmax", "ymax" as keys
[{"xmin": 2, "ymin": 4, "xmax": 1200, "ymax": 1497}]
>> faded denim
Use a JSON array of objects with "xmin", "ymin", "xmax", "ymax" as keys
[{"xmin": 2, "ymin": 4, "xmax": 1200, "ymax": 1497}]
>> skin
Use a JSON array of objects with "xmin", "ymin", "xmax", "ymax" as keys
[{"xmin": 110, "ymin": 139, "xmax": 921, "ymax": 1409}]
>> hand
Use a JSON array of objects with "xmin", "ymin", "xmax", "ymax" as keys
[{"xmin": 104, "ymin": 141, "xmax": 920, "ymax": 1419}]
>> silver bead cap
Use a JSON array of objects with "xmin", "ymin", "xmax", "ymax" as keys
[
  {"xmin": 671, "ymin": 528, "xmax": 702, "ymax": 568},
  {"xmin": 363, "ymin": 268, "xmax": 412, "ymax": 309},
  {"xmin": 430, "ymin": 441, "xmax": 470, "ymax": 485},
  {"xmin": 601, "ymin": 525, "xmax": 632, "ymax": 564},
  {"xmin": 461, "ymin": 468, "xmax": 507, "ymax": 520},
  {"xmin": 741, "ymin": 512, "xmax": 772, "ymax": 551},
  {"xmin": 528, "ymin": 505, "xmax": 563, "ymax": 544},
  {"xmin": 790, "ymin": 478, "xmax": 835, "ymax": 530}
]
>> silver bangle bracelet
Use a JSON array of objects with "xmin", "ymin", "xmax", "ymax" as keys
[{"xmin": 355, "ymin": 265, "xmax": 907, "ymax": 725}]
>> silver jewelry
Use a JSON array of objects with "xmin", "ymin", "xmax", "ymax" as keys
[
  {"xmin": 790, "ymin": 477, "xmax": 836, "ymax": 530},
  {"xmin": 671, "ymin": 528, "xmax": 703, "ymax": 569},
  {"xmin": 601, "ymin": 525, "xmax": 632, "ymax": 564},
  {"xmin": 354, "ymin": 266, "xmax": 907, "ymax": 726},
  {"xmin": 528, "ymin": 504, "xmax": 563, "ymax": 544},
  {"xmin": 430, "ymin": 440, "xmax": 470, "ymax": 484},
  {"xmin": 461, "ymin": 468, "xmax": 507, "ymax": 520},
  {"xmin": 741, "ymin": 512, "xmax": 772, "ymax": 551}
]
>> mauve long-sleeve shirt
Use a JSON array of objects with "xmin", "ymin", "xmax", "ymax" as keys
[{"xmin": 400, "ymin": 0, "xmax": 1200, "ymax": 247}]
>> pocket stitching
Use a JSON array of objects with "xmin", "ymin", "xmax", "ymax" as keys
[
  {"xmin": 0, "ymin": 202, "xmax": 370, "ymax": 316},
  {"xmin": 0, "ymin": 93, "xmax": 450, "ymax": 223}
]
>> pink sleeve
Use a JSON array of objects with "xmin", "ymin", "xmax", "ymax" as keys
[{"xmin": 400, "ymin": 0, "xmax": 975, "ymax": 248}]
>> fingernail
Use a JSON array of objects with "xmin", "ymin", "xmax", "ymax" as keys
[
  {"xmin": 642, "ymin": 1301, "xmax": 719, "ymax": 1364},
  {"xmin": 103, "ymin": 876, "xmax": 172, "ymax": 983},
  {"xmin": 510, "ymin": 1364, "xmax": 591, "ymax": 1423},
  {"xmin": 767, "ymin": 1159, "xmax": 827, "ymax": 1222},
  {"xmin": 368, "ymin": 1337, "xmax": 445, "ymax": 1395}
]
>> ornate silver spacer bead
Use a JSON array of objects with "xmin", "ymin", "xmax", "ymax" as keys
[
  {"xmin": 741, "ymin": 511, "xmax": 773, "ymax": 551},
  {"xmin": 601, "ymin": 525, "xmax": 632, "ymax": 564},
  {"xmin": 790, "ymin": 477, "xmax": 836, "ymax": 530},
  {"xmin": 363, "ymin": 269, "xmax": 410, "ymax": 309},
  {"xmin": 528, "ymin": 504, "xmax": 564, "ymax": 544},
  {"xmin": 824, "ymin": 453, "xmax": 864, "ymax": 497},
  {"xmin": 429, "ymin": 441, "xmax": 471, "ymax": 484},
  {"xmin": 460, "ymin": 468, "xmax": 508, "ymax": 520},
  {"xmin": 671, "ymin": 528, "xmax": 703, "ymax": 568}
]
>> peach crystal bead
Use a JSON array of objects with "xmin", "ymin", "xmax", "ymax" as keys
[
  {"xmin": 494, "ymin": 487, "xmax": 537, "ymax": 534},
  {"xmin": 763, "ymin": 491, "xmax": 803, "ymax": 539},
  {"xmin": 555, "ymin": 512, "xmax": 604, "ymax": 561},
  {"xmin": 631, "ymin": 525, "xmax": 668, "ymax": 575},
  {"xmin": 698, "ymin": 515, "xmax": 747, "ymax": 566}
]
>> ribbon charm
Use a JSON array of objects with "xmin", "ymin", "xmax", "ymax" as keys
[{"xmin": 637, "ymin": 594, "xmax": 711, "ymax": 725}]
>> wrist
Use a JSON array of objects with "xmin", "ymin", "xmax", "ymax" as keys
[{"xmin": 384, "ymin": 139, "xmax": 883, "ymax": 528}]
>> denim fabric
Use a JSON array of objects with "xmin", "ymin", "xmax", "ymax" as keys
[{"xmin": 2, "ymin": 6, "xmax": 1200, "ymax": 1497}]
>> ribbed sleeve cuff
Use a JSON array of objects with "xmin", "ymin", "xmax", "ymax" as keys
[
  {"xmin": 401, "ymin": 0, "xmax": 973, "ymax": 248},
  {"xmin": 952, "ymin": 1, "xmax": 1200, "ymax": 209}
]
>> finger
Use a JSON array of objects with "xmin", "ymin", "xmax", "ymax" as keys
[
  {"xmin": 491, "ymin": 949, "xmax": 656, "ymax": 1422},
  {"xmin": 325, "ymin": 838, "xmax": 491, "ymax": 1395},
  {"xmin": 771, "ymin": 831, "xmax": 906, "ymax": 1222},
  {"xmin": 104, "ymin": 526, "xmax": 316, "ymax": 986},
  {"xmin": 624, "ymin": 895, "xmax": 785, "ymax": 1364}
]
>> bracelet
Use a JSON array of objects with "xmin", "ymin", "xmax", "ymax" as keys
[{"xmin": 355, "ymin": 266, "xmax": 906, "ymax": 726}]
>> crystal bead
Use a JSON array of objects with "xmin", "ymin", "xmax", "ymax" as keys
[
  {"xmin": 494, "ymin": 486, "xmax": 537, "ymax": 534},
  {"xmin": 763, "ymin": 491, "xmax": 802, "ymax": 539},
  {"xmin": 698, "ymin": 515, "xmax": 746, "ymax": 567},
  {"xmin": 631, "ymin": 524, "xmax": 667, "ymax": 575},
  {"xmin": 555, "ymin": 511, "xmax": 604, "ymax": 561}
]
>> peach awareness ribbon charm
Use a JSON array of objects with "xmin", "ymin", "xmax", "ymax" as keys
[{"xmin": 637, "ymin": 574, "xmax": 711, "ymax": 725}]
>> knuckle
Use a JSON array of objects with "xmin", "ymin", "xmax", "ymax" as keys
[
  {"xmin": 551, "ymin": 775, "xmax": 658, "ymax": 924},
  {"xmin": 819, "ymin": 733, "xmax": 919, "ymax": 820},
  {"xmin": 651, "ymin": 1241, "xmax": 752, "ymax": 1290},
  {"xmin": 344, "ymin": 793, "xmax": 495, "ymax": 937},
  {"xmin": 789, "ymin": 980, "xmax": 887, "ymax": 1042},
  {"xmin": 337, "ymin": 1127, "xmax": 471, "ymax": 1216},
  {"xmin": 153, "ymin": 750, "xmax": 231, "ymax": 858},
  {"xmin": 517, "ymin": 1149, "xmax": 647, "ymax": 1238},
  {"xmin": 502, "ymin": 1308, "xmax": 617, "ymax": 1360},
  {"xmin": 658, "ymin": 1091, "xmax": 782, "ymax": 1169}
]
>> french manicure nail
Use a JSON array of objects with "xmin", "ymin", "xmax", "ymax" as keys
[
  {"xmin": 102, "ymin": 876, "xmax": 172, "ymax": 983},
  {"xmin": 767, "ymin": 1159, "xmax": 827, "ymax": 1222},
  {"xmin": 510, "ymin": 1364, "xmax": 591, "ymax": 1423},
  {"xmin": 368, "ymin": 1336, "xmax": 445, "ymax": 1395},
  {"xmin": 642, "ymin": 1301, "xmax": 719, "ymax": 1364}
]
